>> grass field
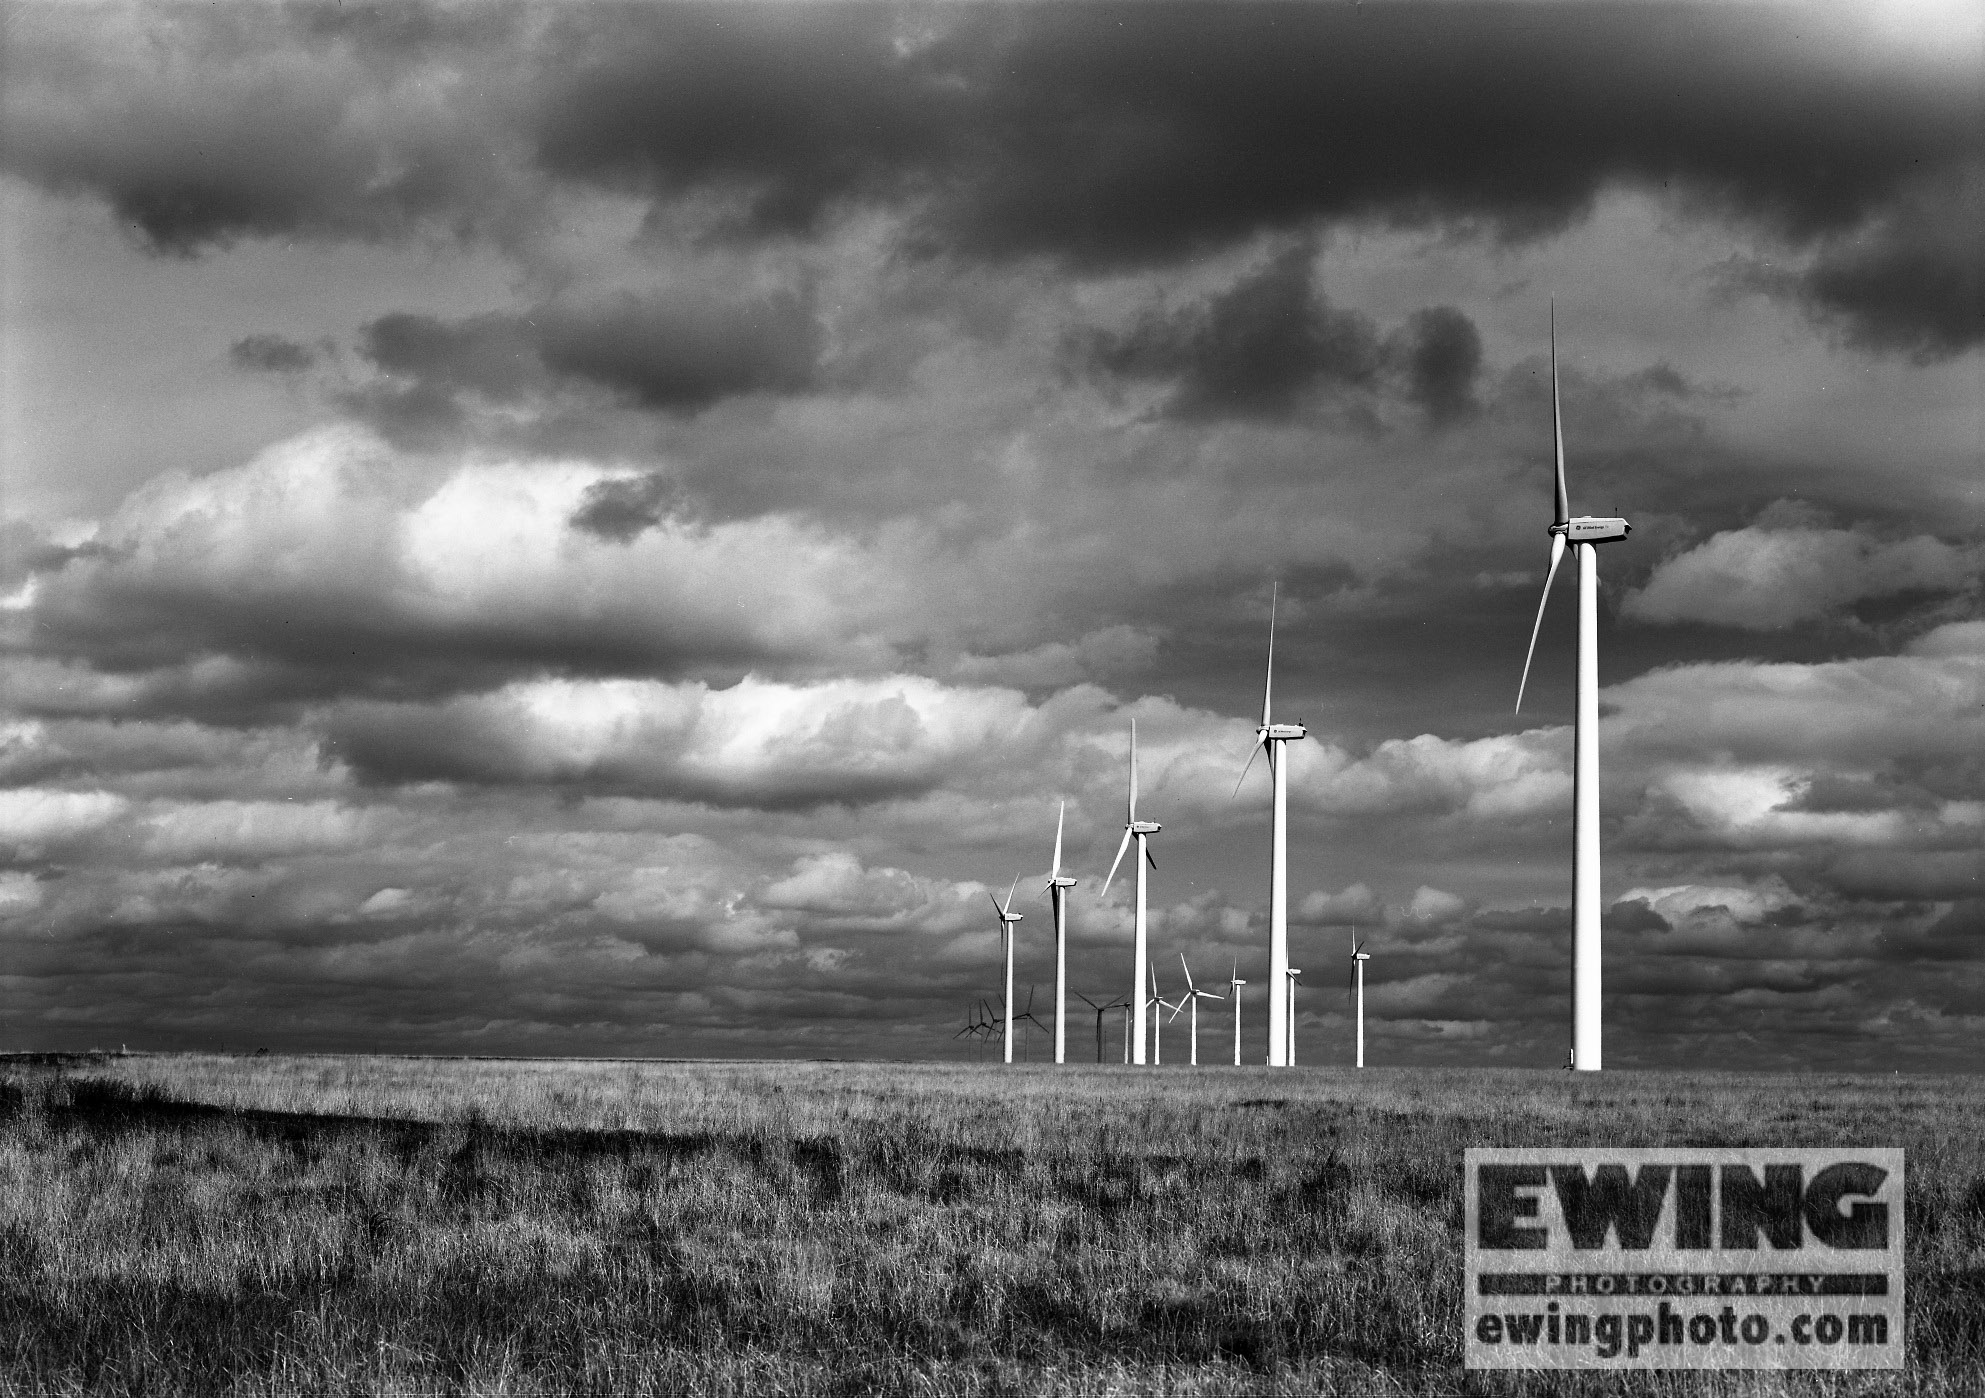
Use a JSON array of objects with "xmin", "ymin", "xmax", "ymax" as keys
[{"xmin": 0, "ymin": 1054, "xmax": 1979, "ymax": 1395}]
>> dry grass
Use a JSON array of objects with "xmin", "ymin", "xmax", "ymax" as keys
[{"xmin": 0, "ymin": 1054, "xmax": 1979, "ymax": 1395}]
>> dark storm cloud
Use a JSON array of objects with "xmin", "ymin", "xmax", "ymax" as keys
[
  {"xmin": 1, "ymin": 4, "xmax": 530, "ymax": 256},
  {"xmin": 1073, "ymin": 245, "xmax": 1484, "ymax": 424},
  {"xmin": 1077, "ymin": 245, "xmax": 1382, "ymax": 420},
  {"xmin": 571, "ymin": 473, "xmax": 679, "ymax": 544},
  {"xmin": 356, "ymin": 290, "xmax": 820, "ymax": 416},
  {"xmin": 9, "ymin": 4, "xmax": 1976, "ymax": 354},
  {"xmin": 1753, "ymin": 178, "xmax": 1985, "ymax": 361},
  {"xmin": 228, "ymin": 333, "xmax": 318, "ymax": 374},
  {"xmin": 1395, "ymin": 307, "xmax": 1483, "ymax": 426}
]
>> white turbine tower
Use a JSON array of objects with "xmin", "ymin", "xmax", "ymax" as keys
[
  {"xmin": 1283, "ymin": 967, "xmax": 1302, "ymax": 1065},
  {"xmin": 1235, "ymin": 584, "xmax": 1306, "ymax": 1066},
  {"xmin": 1101, "ymin": 718, "xmax": 1161, "ymax": 1065},
  {"xmin": 1515, "ymin": 306, "xmax": 1632, "ymax": 1073},
  {"xmin": 1348, "ymin": 929, "xmax": 1371, "ymax": 1068},
  {"xmin": 1044, "ymin": 802, "xmax": 1079, "ymax": 1065},
  {"xmin": 1225, "ymin": 957, "xmax": 1247, "ymax": 1067},
  {"xmin": 988, "ymin": 876, "xmax": 1024, "ymax": 1065},
  {"xmin": 1176, "ymin": 953, "xmax": 1225, "ymax": 1067}
]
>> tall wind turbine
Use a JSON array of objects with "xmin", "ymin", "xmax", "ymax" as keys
[
  {"xmin": 1225, "ymin": 957, "xmax": 1247, "ymax": 1067},
  {"xmin": 1347, "ymin": 929, "xmax": 1371, "ymax": 1068},
  {"xmin": 988, "ymin": 876, "xmax": 1024, "ymax": 1065},
  {"xmin": 1177, "ymin": 953, "xmax": 1225, "ymax": 1067},
  {"xmin": 1235, "ymin": 583, "xmax": 1306, "ymax": 1066},
  {"xmin": 1101, "ymin": 718, "xmax": 1161, "ymax": 1065},
  {"xmin": 1515, "ymin": 306, "xmax": 1632, "ymax": 1073},
  {"xmin": 1044, "ymin": 802, "xmax": 1079, "ymax": 1064}
]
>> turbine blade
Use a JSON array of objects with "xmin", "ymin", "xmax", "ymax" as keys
[
  {"xmin": 988, "ymin": 890, "xmax": 1006, "ymax": 921},
  {"xmin": 1052, "ymin": 800, "xmax": 1065, "ymax": 880},
  {"xmin": 1128, "ymin": 717, "xmax": 1139, "ymax": 822},
  {"xmin": 1100, "ymin": 828, "xmax": 1132, "ymax": 896},
  {"xmin": 1263, "ymin": 580, "xmax": 1277, "ymax": 729},
  {"xmin": 1001, "ymin": 873, "xmax": 1020, "ymax": 916},
  {"xmin": 1232, "ymin": 737, "xmax": 1267, "ymax": 798},
  {"xmin": 1552, "ymin": 300, "xmax": 1570, "ymax": 528},
  {"xmin": 1145, "ymin": 844, "xmax": 1157, "ymax": 872},
  {"xmin": 1179, "ymin": 951, "xmax": 1194, "ymax": 990},
  {"xmin": 1515, "ymin": 531, "xmax": 1567, "ymax": 715}
]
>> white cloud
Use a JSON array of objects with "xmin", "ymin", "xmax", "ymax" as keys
[
  {"xmin": 141, "ymin": 800, "xmax": 375, "ymax": 861},
  {"xmin": 0, "ymin": 788, "xmax": 128, "ymax": 848},
  {"xmin": 0, "ymin": 872, "xmax": 46, "ymax": 917},
  {"xmin": 1605, "ymin": 621, "xmax": 1985, "ymax": 768},
  {"xmin": 1623, "ymin": 522, "xmax": 1979, "ymax": 629},
  {"xmin": 357, "ymin": 887, "xmax": 413, "ymax": 916},
  {"xmin": 1298, "ymin": 731, "xmax": 1571, "ymax": 819},
  {"xmin": 1619, "ymin": 882, "xmax": 1796, "ymax": 926},
  {"xmin": 1405, "ymin": 886, "xmax": 1470, "ymax": 925},
  {"xmin": 1297, "ymin": 882, "xmax": 1383, "ymax": 925}
]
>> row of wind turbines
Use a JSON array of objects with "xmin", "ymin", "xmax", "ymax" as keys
[
  {"xmin": 968, "ymin": 684, "xmax": 1376, "ymax": 1068},
  {"xmin": 961, "ymin": 312, "xmax": 1626, "ymax": 1072}
]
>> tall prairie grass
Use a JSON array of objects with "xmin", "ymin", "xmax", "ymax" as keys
[{"xmin": 0, "ymin": 1054, "xmax": 1978, "ymax": 1395}]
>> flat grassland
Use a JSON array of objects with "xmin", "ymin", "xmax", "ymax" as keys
[{"xmin": 0, "ymin": 1055, "xmax": 1978, "ymax": 1396}]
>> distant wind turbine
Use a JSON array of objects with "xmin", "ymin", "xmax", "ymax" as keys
[
  {"xmin": 1348, "ymin": 929, "xmax": 1372, "ymax": 1068},
  {"xmin": 1044, "ymin": 801, "xmax": 1079, "ymax": 1065},
  {"xmin": 1225, "ymin": 957, "xmax": 1247, "ymax": 1066},
  {"xmin": 988, "ymin": 875, "xmax": 1024, "ymax": 1065},
  {"xmin": 1074, "ymin": 990, "xmax": 1130, "ymax": 1065},
  {"xmin": 1514, "ymin": 305, "xmax": 1632, "ymax": 1073},
  {"xmin": 1101, "ymin": 718, "xmax": 1161, "ymax": 1065},
  {"xmin": 1235, "ymin": 583, "xmax": 1306, "ymax": 1066},
  {"xmin": 1148, "ymin": 965, "xmax": 1182, "ymax": 1065},
  {"xmin": 1283, "ymin": 967, "xmax": 1302, "ymax": 1066},
  {"xmin": 1176, "ymin": 953, "xmax": 1225, "ymax": 1066}
]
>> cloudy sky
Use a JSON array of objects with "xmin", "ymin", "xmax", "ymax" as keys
[{"xmin": 2, "ymin": 1, "xmax": 1979, "ymax": 1069}]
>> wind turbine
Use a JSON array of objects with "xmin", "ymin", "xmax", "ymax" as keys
[
  {"xmin": 1014, "ymin": 985, "xmax": 1050, "ymax": 1061},
  {"xmin": 1348, "ymin": 929, "xmax": 1371, "ymax": 1068},
  {"xmin": 1235, "ymin": 583, "xmax": 1306, "ymax": 1066},
  {"xmin": 1044, "ymin": 801, "xmax": 1079, "ymax": 1064},
  {"xmin": 1283, "ymin": 967, "xmax": 1302, "ymax": 1065},
  {"xmin": 1101, "ymin": 718, "xmax": 1161, "ymax": 1065},
  {"xmin": 1225, "ymin": 957, "xmax": 1248, "ymax": 1066},
  {"xmin": 1177, "ymin": 953, "xmax": 1225, "ymax": 1066},
  {"xmin": 955, "ymin": 1004, "xmax": 991, "ymax": 1061},
  {"xmin": 1148, "ymin": 965, "xmax": 1182, "ymax": 1065},
  {"xmin": 1515, "ymin": 305, "xmax": 1632, "ymax": 1073},
  {"xmin": 988, "ymin": 876, "xmax": 1024, "ymax": 1065},
  {"xmin": 1074, "ymin": 990, "xmax": 1130, "ymax": 1065}
]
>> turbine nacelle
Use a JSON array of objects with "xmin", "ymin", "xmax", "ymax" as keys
[
  {"xmin": 1048, "ymin": 875, "xmax": 1079, "ymax": 889},
  {"xmin": 1561, "ymin": 516, "xmax": 1631, "ymax": 545},
  {"xmin": 1259, "ymin": 722, "xmax": 1307, "ymax": 741},
  {"xmin": 1128, "ymin": 819, "xmax": 1163, "ymax": 835}
]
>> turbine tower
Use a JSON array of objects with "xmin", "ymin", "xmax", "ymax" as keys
[
  {"xmin": 1044, "ymin": 801, "xmax": 1079, "ymax": 1064},
  {"xmin": 1348, "ymin": 929, "xmax": 1371, "ymax": 1068},
  {"xmin": 1235, "ymin": 584, "xmax": 1306, "ymax": 1065},
  {"xmin": 1225, "ymin": 957, "xmax": 1247, "ymax": 1066},
  {"xmin": 1101, "ymin": 718, "xmax": 1161, "ymax": 1065},
  {"xmin": 1515, "ymin": 306, "xmax": 1632, "ymax": 1073},
  {"xmin": 988, "ymin": 876, "xmax": 1024, "ymax": 1065}
]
